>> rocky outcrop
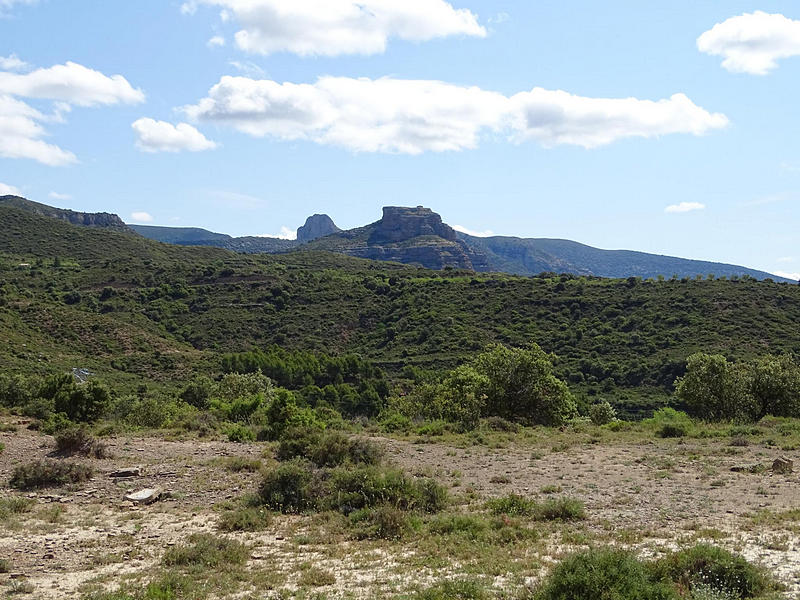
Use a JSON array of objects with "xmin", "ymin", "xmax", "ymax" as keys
[
  {"xmin": 369, "ymin": 206, "xmax": 457, "ymax": 244},
  {"xmin": 297, "ymin": 214, "xmax": 340, "ymax": 243},
  {"xmin": 0, "ymin": 196, "xmax": 131, "ymax": 233}
]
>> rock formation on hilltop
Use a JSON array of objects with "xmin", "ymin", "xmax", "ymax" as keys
[
  {"xmin": 369, "ymin": 206, "xmax": 457, "ymax": 243},
  {"xmin": 0, "ymin": 195, "xmax": 131, "ymax": 233},
  {"xmin": 297, "ymin": 214, "xmax": 341, "ymax": 243}
]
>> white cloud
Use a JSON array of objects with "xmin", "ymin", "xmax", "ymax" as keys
[
  {"xmin": 48, "ymin": 191, "xmax": 71, "ymax": 201},
  {"xmin": 130, "ymin": 211, "xmax": 154, "ymax": 223},
  {"xmin": 698, "ymin": 11, "xmax": 800, "ymax": 75},
  {"xmin": 0, "ymin": 61, "xmax": 144, "ymax": 106},
  {"xmin": 774, "ymin": 271, "xmax": 800, "ymax": 281},
  {"xmin": 183, "ymin": 0, "xmax": 486, "ymax": 57},
  {"xmin": 0, "ymin": 94, "xmax": 77, "ymax": 165},
  {"xmin": 132, "ymin": 118, "xmax": 217, "ymax": 153},
  {"xmin": 252, "ymin": 225, "xmax": 296, "ymax": 240},
  {"xmin": 182, "ymin": 75, "xmax": 728, "ymax": 154},
  {"xmin": 665, "ymin": 202, "xmax": 706, "ymax": 213},
  {"xmin": 452, "ymin": 224, "xmax": 495, "ymax": 237},
  {"xmin": 207, "ymin": 35, "xmax": 226, "ymax": 47},
  {"xmin": 0, "ymin": 182, "xmax": 21, "ymax": 195},
  {"xmin": 229, "ymin": 60, "xmax": 266, "ymax": 77},
  {"xmin": 0, "ymin": 54, "xmax": 28, "ymax": 71},
  {"xmin": 0, "ymin": 61, "xmax": 144, "ymax": 165}
]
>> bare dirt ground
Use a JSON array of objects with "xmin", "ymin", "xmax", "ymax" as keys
[{"xmin": 1, "ymin": 419, "xmax": 799, "ymax": 599}]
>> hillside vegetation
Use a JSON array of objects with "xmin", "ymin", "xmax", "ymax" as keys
[{"xmin": 2, "ymin": 203, "xmax": 800, "ymax": 416}]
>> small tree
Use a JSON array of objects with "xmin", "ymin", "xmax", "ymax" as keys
[
  {"xmin": 471, "ymin": 344, "xmax": 576, "ymax": 426},
  {"xmin": 675, "ymin": 353, "xmax": 757, "ymax": 422},
  {"xmin": 750, "ymin": 355, "xmax": 800, "ymax": 418}
]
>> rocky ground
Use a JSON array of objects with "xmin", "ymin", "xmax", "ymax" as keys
[{"xmin": 1, "ymin": 419, "xmax": 799, "ymax": 599}]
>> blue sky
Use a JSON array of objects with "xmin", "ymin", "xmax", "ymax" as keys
[{"xmin": 1, "ymin": 1, "xmax": 799, "ymax": 278}]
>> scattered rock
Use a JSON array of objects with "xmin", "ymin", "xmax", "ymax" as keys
[
  {"xmin": 772, "ymin": 457, "xmax": 794, "ymax": 474},
  {"xmin": 124, "ymin": 488, "xmax": 162, "ymax": 505},
  {"xmin": 109, "ymin": 467, "xmax": 141, "ymax": 478}
]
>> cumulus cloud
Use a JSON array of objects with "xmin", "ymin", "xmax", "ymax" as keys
[
  {"xmin": 0, "ymin": 61, "xmax": 144, "ymax": 105},
  {"xmin": 665, "ymin": 202, "xmax": 706, "ymax": 213},
  {"xmin": 253, "ymin": 225, "xmax": 296, "ymax": 240},
  {"xmin": 0, "ymin": 182, "xmax": 21, "ymax": 195},
  {"xmin": 0, "ymin": 54, "xmax": 29, "ymax": 71},
  {"xmin": 130, "ymin": 211, "xmax": 154, "ymax": 223},
  {"xmin": 207, "ymin": 35, "xmax": 226, "ymax": 47},
  {"xmin": 182, "ymin": 75, "xmax": 728, "ymax": 154},
  {"xmin": 132, "ymin": 118, "xmax": 217, "ymax": 153},
  {"xmin": 48, "ymin": 191, "xmax": 71, "ymax": 201},
  {"xmin": 183, "ymin": 0, "xmax": 486, "ymax": 56},
  {"xmin": 698, "ymin": 11, "xmax": 800, "ymax": 75},
  {"xmin": 452, "ymin": 224, "xmax": 496, "ymax": 237},
  {"xmin": 0, "ymin": 61, "xmax": 144, "ymax": 165}
]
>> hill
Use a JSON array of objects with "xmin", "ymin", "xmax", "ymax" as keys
[
  {"xmin": 0, "ymin": 195, "xmax": 131, "ymax": 233},
  {"xmin": 2, "ymin": 202, "xmax": 800, "ymax": 417}
]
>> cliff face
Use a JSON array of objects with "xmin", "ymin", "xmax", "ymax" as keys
[
  {"xmin": 369, "ymin": 206, "xmax": 457, "ymax": 244},
  {"xmin": 0, "ymin": 196, "xmax": 132, "ymax": 233},
  {"xmin": 297, "ymin": 214, "xmax": 341, "ymax": 243},
  {"xmin": 306, "ymin": 206, "xmax": 488, "ymax": 270}
]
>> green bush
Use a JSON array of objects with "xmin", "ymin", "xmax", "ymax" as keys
[
  {"xmin": 412, "ymin": 580, "xmax": 488, "ymax": 600},
  {"xmin": 162, "ymin": 533, "xmax": 249, "ymax": 568},
  {"xmin": 652, "ymin": 544, "xmax": 774, "ymax": 599},
  {"xmin": 225, "ymin": 423, "xmax": 255, "ymax": 443},
  {"xmin": 486, "ymin": 494, "xmax": 585, "ymax": 521},
  {"xmin": 258, "ymin": 458, "xmax": 316, "ymax": 513},
  {"xmin": 471, "ymin": 344, "xmax": 577, "ymax": 426},
  {"xmin": 750, "ymin": 355, "xmax": 800, "ymax": 418},
  {"xmin": 589, "ymin": 401, "xmax": 617, "ymax": 425},
  {"xmin": 47, "ymin": 375, "xmax": 111, "ymax": 423},
  {"xmin": 676, "ymin": 354, "xmax": 758, "ymax": 422},
  {"xmin": 257, "ymin": 389, "xmax": 323, "ymax": 441},
  {"xmin": 277, "ymin": 428, "xmax": 383, "ymax": 467},
  {"xmin": 217, "ymin": 506, "xmax": 272, "ymax": 532},
  {"xmin": 349, "ymin": 505, "xmax": 414, "ymax": 540},
  {"xmin": 9, "ymin": 460, "xmax": 93, "ymax": 490},
  {"xmin": 648, "ymin": 407, "xmax": 694, "ymax": 438},
  {"xmin": 0, "ymin": 496, "xmax": 34, "ymax": 520},
  {"xmin": 534, "ymin": 549, "xmax": 678, "ymax": 600},
  {"xmin": 54, "ymin": 425, "xmax": 108, "ymax": 458},
  {"xmin": 40, "ymin": 412, "xmax": 74, "ymax": 435}
]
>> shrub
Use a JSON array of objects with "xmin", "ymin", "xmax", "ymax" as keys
[
  {"xmin": 413, "ymin": 580, "xmax": 488, "ymax": 600},
  {"xmin": 40, "ymin": 412, "xmax": 74, "ymax": 435},
  {"xmin": 471, "ymin": 344, "xmax": 577, "ymax": 426},
  {"xmin": 534, "ymin": 497, "xmax": 586, "ymax": 522},
  {"xmin": 257, "ymin": 389, "xmax": 323, "ymax": 441},
  {"xmin": 9, "ymin": 460, "xmax": 93, "ymax": 490},
  {"xmin": 324, "ymin": 465, "xmax": 448, "ymax": 514},
  {"xmin": 486, "ymin": 494, "xmax": 537, "ymax": 516},
  {"xmin": 428, "ymin": 514, "xmax": 489, "ymax": 540},
  {"xmin": 0, "ymin": 496, "xmax": 34, "ymax": 520},
  {"xmin": 648, "ymin": 407, "xmax": 694, "ymax": 438},
  {"xmin": 217, "ymin": 506, "xmax": 272, "ymax": 532},
  {"xmin": 162, "ymin": 533, "xmax": 249, "ymax": 568},
  {"xmin": 225, "ymin": 423, "xmax": 255, "ymax": 443},
  {"xmin": 483, "ymin": 416, "xmax": 521, "ymax": 432},
  {"xmin": 534, "ymin": 549, "xmax": 677, "ymax": 600},
  {"xmin": 379, "ymin": 410, "xmax": 412, "ymax": 433},
  {"xmin": 46, "ymin": 375, "xmax": 111, "ymax": 423},
  {"xmin": 277, "ymin": 428, "xmax": 383, "ymax": 467},
  {"xmin": 0, "ymin": 558, "xmax": 8, "ymax": 574},
  {"xmin": 750, "ymin": 355, "xmax": 800, "ymax": 418},
  {"xmin": 258, "ymin": 458, "xmax": 316, "ymax": 513},
  {"xmin": 652, "ymin": 544, "xmax": 774, "ymax": 599},
  {"xmin": 54, "ymin": 426, "xmax": 108, "ymax": 458},
  {"xmin": 349, "ymin": 506, "xmax": 413, "ymax": 540},
  {"xmin": 675, "ymin": 354, "xmax": 758, "ymax": 422},
  {"xmin": 589, "ymin": 401, "xmax": 617, "ymax": 425}
]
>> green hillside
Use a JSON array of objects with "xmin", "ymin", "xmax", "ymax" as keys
[{"xmin": 2, "ymin": 203, "xmax": 800, "ymax": 416}]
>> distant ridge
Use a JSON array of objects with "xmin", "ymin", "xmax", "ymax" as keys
[
  {"xmin": 0, "ymin": 195, "xmax": 131, "ymax": 233},
  {"xmin": 1, "ymin": 195, "xmax": 791, "ymax": 282}
]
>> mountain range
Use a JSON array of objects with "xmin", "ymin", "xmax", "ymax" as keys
[{"xmin": 1, "ymin": 195, "xmax": 791, "ymax": 281}]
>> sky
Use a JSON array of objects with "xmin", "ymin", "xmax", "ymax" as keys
[{"xmin": 1, "ymin": 1, "xmax": 800, "ymax": 279}]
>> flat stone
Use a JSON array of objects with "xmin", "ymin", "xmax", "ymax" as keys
[
  {"xmin": 109, "ymin": 467, "xmax": 141, "ymax": 478},
  {"xmin": 124, "ymin": 488, "xmax": 161, "ymax": 505}
]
